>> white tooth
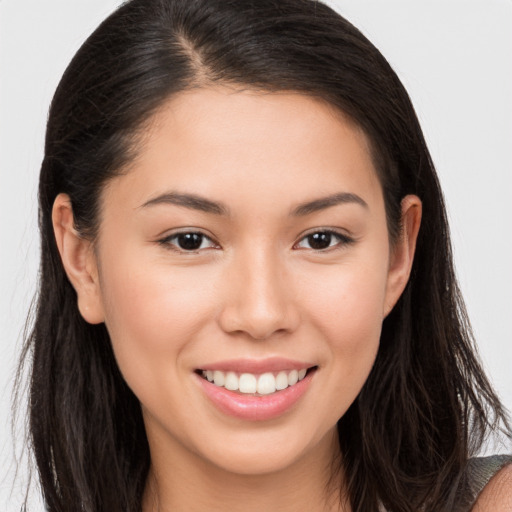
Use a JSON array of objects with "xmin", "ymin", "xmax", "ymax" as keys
[
  {"xmin": 257, "ymin": 373, "xmax": 276, "ymax": 395},
  {"xmin": 275, "ymin": 371, "xmax": 289, "ymax": 390},
  {"xmin": 239, "ymin": 373, "xmax": 257, "ymax": 393},
  {"xmin": 224, "ymin": 372, "xmax": 239, "ymax": 391},
  {"xmin": 213, "ymin": 370, "xmax": 225, "ymax": 386},
  {"xmin": 288, "ymin": 369, "xmax": 299, "ymax": 386},
  {"xmin": 206, "ymin": 370, "xmax": 214, "ymax": 382},
  {"xmin": 298, "ymin": 368, "xmax": 307, "ymax": 380}
]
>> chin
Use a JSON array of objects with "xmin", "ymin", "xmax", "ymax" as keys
[
  {"xmin": 214, "ymin": 449, "xmax": 299, "ymax": 476},
  {"xmin": 193, "ymin": 424, "xmax": 338, "ymax": 477}
]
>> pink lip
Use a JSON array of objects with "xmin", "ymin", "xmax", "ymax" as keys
[
  {"xmin": 198, "ymin": 357, "xmax": 315, "ymax": 374},
  {"xmin": 196, "ymin": 366, "xmax": 316, "ymax": 422}
]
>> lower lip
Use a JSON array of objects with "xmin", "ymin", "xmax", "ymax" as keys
[{"xmin": 196, "ymin": 371, "xmax": 315, "ymax": 421}]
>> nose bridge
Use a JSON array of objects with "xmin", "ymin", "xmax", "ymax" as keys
[{"xmin": 218, "ymin": 241, "xmax": 298, "ymax": 340}]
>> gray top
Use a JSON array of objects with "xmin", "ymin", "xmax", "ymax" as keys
[{"xmin": 451, "ymin": 454, "xmax": 512, "ymax": 511}]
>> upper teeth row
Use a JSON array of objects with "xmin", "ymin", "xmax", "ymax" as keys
[{"xmin": 202, "ymin": 369, "xmax": 308, "ymax": 395}]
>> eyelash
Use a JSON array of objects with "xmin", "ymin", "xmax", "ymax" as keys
[
  {"xmin": 158, "ymin": 229, "xmax": 355, "ymax": 254},
  {"xmin": 295, "ymin": 230, "xmax": 354, "ymax": 251}
]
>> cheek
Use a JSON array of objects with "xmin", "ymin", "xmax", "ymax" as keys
[
  {"xmin": 297, "ymin": 258, "xmax": 388, "ymax": 410},
  {"xmin": 97, "ymin": 253, "xmax": 216, "ymax": 392},
  {"xmin": 326, "ymin": 279, "xmax": 383, "ymax": 369},
  {"xmin": 303, "ymin": 258, "xmax": 388, "ymax": 343}
]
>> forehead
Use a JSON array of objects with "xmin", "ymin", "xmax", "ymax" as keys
[{"xmin": 102, "ymin": 87, "xmax": 383, "ymax": 216}]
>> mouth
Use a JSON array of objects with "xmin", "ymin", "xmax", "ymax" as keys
[
  {"xmin": 195, "ymin": 366, "xmax": 317, "ymax": 396},
  {"xmin": 194, "ymin": 358, "xmax": 318, "ymax": 420}
]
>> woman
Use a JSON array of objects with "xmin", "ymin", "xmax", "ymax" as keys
[{"xmin": 17, "ymin": 0, "xmax": 511, "ymax": 510}]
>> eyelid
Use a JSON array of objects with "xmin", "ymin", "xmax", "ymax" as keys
[
  {"xmin": 157, "ymin": 229, "xmax": 220, "ymax": 253},
  {"xmin": 156, "ymin": 227, "xmax": 355, "ymax": 254},
  {"xmin": 293, "ymin": 228, "xmax": 355, "ymax": 251}
]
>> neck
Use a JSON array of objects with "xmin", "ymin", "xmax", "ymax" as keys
[{"xmin": 142, "ymin": 427, "xmax": 349, "ymax": 512}]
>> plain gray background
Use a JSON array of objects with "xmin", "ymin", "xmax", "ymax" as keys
[{"xmin": 1, "ymin": 1, "xmax": 511, "ymax": 509}]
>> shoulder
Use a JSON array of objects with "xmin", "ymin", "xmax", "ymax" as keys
[{"xmin": 470, "ymin": 457, "xmax": 512, "ymax": 511}]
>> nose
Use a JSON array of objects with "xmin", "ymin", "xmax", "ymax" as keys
[{"xmin": 217, "ymin": 247, "xmax": 300, "ymax": 340}]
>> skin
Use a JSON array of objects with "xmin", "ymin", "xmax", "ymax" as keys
[
  {"xmin": 53, "ymin": 88, "xmax": 422, "ymax": 511},
  {"xmin": 472, "ymin": 465, "xmax": 512, "ymax": 511}
]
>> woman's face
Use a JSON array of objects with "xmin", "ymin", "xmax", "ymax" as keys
[{"xmin": 60, "ymin": 88, "xmax": 419, "ymax": 476}]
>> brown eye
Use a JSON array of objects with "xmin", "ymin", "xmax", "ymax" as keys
[
  {"xmin": 159, "ymin": 232, "xmax": 217, "ymax": 252},
  {"xmin": 176, "ymin": 233, "xmax": 204, "ymax": 250},
  {"xmin": 306, "ymin": 232, "xmax": 334, "ymax": 250},
  {"xmin": 295, "ymin": 230, "xmax": 354, "ymax": 251}
]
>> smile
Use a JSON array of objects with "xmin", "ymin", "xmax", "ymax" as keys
[
  {"xmin": 200, "ymin": 368, "xmax": 309, "ymax": 395},
  {"xmin": 195, "ymin": 362, "xmax": 317, "ymax": 421}
]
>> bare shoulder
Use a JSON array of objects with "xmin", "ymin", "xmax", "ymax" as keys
[{"xmin": 471, "ymin": 463, "xmax": 512, "ymax": 511}]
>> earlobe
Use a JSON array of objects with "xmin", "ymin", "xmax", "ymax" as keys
[
  {"xmin": 52, "ymin": 193, "xmax": 105, "ymax": 324},
  {"xmin": 384, "ymin": 195, "xmax": 422, "ymax": 317}
]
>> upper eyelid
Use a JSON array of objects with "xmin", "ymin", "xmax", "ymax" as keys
[
  {"xmin": 158, "ymin": 227, "xmax": 353, "ymax": 251},
  {"xmin": 296, "ymin": 227, "xmax": 352, "ymax": 239},
  {"xmin": 159, "ymin": 230, "xmax": 218, "ymax": 246},
  {"xmin": 158, "ymin": 228, "xmax": 216, "ymax": 241},
  {"xmin": 158, "ymin": 227, "xmax": 350, "ymax": 240},
  {"xmin": 293, "ymin": 229, "xmax": 354, "ymax": 249}
]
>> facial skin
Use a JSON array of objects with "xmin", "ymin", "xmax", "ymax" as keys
[{"xmin": 53, "ymin": 88, "xmax": 421, "ymax": 511}]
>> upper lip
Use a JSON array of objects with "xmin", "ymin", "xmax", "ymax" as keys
[{"xmin": 197, "ymin": 357, "xmax": 316, "ymax": 374}]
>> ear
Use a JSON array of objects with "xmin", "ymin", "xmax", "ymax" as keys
[
  {"xmin": 52, "ymin": 193, "xmax": 105, "ymax": 324},
  {"xmin": 384, "ymin": 194, "xmax": 422, "ymax": 317}
]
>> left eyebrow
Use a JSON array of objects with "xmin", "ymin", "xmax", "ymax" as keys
[{"xmin": 290, "ymin": 192, "xmax": 368, "ymax": 216}]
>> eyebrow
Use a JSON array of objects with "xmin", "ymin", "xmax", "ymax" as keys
[
  {"xmin": 140, "ymin": 192, "xmax": 230, "ymax": 216},
  {"xmin": 291, "ymin": 192, "xmax": 368, "ymax": 216},
  {"xmin": 140, "ymin": 191, "xmax": 368, "ymax": 216}
]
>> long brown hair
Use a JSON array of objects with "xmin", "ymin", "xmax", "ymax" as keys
[{"xmin": 17, "ymin": 0, "xmax": 510, "ymax": 510}]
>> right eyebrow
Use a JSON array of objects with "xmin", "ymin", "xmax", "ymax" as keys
[{"xmin": 139, "ymin": 192, "xmax": 230, "ymax": 216}]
